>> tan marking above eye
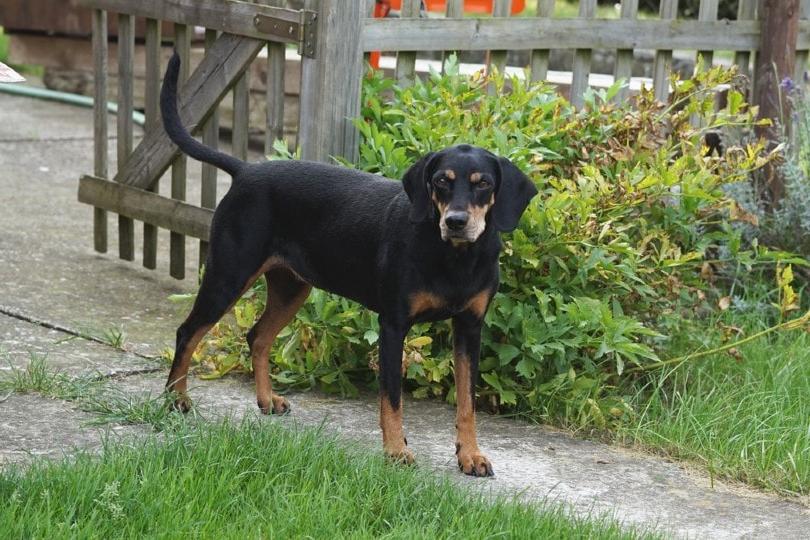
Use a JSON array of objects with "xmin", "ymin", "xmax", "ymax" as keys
[
  {"xmin": 446, "ymin": 169, "xmax": 456, "ymax": 180},
  {"xmin": 470, "ymin": 172, "xmax": 482, "ymax": 183}
]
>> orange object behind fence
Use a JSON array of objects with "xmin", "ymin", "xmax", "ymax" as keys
[{"xmin": 369, "ymin": 0, "xmax": 525, "ymax": 69}]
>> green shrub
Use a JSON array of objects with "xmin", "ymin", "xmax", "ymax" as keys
[{"xmin": 180, "ymin": 58, "xmax": 796, "ymax": 430}]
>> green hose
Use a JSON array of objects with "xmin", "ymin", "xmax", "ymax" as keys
[{"xmin": 0, "ymin": 82, "xmax": 146, "ymax": 126}]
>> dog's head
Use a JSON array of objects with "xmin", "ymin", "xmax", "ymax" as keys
[{"xmin": 402, "ymin": 145, "xmax": 537, "ymax": 244}]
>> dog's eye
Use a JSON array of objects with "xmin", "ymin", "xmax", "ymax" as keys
[
  {"xmin": 434, "ymin": 177, "xmax": 449, "ymax": 187},
  {"xmin": 475, "ymin": 179, "xmax": 492, "ymax": 189}
]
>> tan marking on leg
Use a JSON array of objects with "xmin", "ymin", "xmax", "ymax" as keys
[
  {"xmin": 380, "ymin": 394, "xmax": 414, "ymax": 464},
  {"xmin": 465, "ymin": 290, "xmax": 492, "ymax": 320},
  {"xmin": 409, "ymin": 291, "xmax": 445, "ymax": 318},
  {"xmin": 454, "ymin": 353, "xmax": 493, "ymax": 476},
  {"xmin": 445, "ymin": 169, "xmax": 456, "ymax": 180},
  {"xmin": 252, "ymin": 278, "xmax": 311, "ymax": 415},
  {"xmin": 167, "ymin": 324, "xmax": 213, "ymax": 411},
  {"xmin": 168, "ymin": 256, "xmax": 288, "ymax": 410}
]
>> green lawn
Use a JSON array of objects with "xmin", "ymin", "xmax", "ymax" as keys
[
  {"xmin": 0, "ymin": 420, "xmax": 653, "ymax": 539},
  {"xmin": 622, "ymin": 311, "xmax": 810, "ymax": 496}
]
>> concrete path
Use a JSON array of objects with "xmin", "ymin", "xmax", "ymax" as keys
[{"xmin": 1, "ymin": 90, "xmax": 808, "ymax": 539}]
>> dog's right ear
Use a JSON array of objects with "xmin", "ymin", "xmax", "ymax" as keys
[{"xmin": 402, "ymin": 152, "xmax": 437, "ymax": 223}]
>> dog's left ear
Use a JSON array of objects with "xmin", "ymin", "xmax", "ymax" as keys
[
  {"xmin": 491, "ymin": 157, "xmax": 538, "ymax": 232},
  {"xmin": 402, "ymin": 152, "xmax": 437, "ymax": 223}
]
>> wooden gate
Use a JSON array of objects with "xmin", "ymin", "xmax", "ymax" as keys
[{"xmin": 76, "ymin": 0, "xmax": 364, "ymax": 279}]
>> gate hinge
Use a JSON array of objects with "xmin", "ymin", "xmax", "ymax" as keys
[{"xmin": 252, "ymin": 9, "xmax": 317, "ymax": 59}]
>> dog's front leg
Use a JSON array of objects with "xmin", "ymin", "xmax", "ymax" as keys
[
  {"xmin": 378, "ymin": 317, "xmax": 413, "ymax": 464},
  {"xmin": 452, "ymin": 312, "xmax": 494, "ymax": 477}
]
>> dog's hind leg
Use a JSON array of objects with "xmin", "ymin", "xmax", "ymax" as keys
[
  {"xmin": 247, "ymin": 267, "xmax": 311, "ymax": 415},
  {"xmin": 167, "ymin": 257, "xmax": 270, "ymax": 412}
]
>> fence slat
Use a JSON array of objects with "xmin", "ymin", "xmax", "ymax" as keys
[
  {"xmin": 570, "ymin": 0, "xmax": 596, "ymax": 108},
  {"xmin": 143, "ymin": 18, "xmax": 161, "ymax": 270},
  {"xmin": 92, "ymin": 9, "xmax": 108, "ymax": 254},
  {"xmin": 442, "ymin": 0, "xmax": 464, "ymax": 72},
  {"xmin": 530, "ymin": 0, "xmax": 555, "ymax": 83},
  {"xmin": 795, "ymin": 0, "xmax": 810, "ymax": 86},
  {"xmin": 117, "ymin": 13, "xmax": 135, "ymax": 261},
  {"xmin": 395, "ymin": 0, "xmax": 420, "ymax": 86},
  {"xmin": 697, "ymin": 0, "xmax": 719, "ymax": 67},
  {"xmin": 170, "ymin": 24, "xmax": 190, "ymax": 280},
  {"xmin": 113, "ymin": 33, "xmax": 265, "ymax": 190},
  {"xmin": 362, "ymin": 17, "xmax": 774, "ymax": 51},
  {"xmin": 200, "ymin": 28, "xmax": 219, "ymax": 268},
  {"xmin": 613, "ymin": 1, "xmax": 638, "ymax": 102},
  {"xmin": 489, "ymin": 0, "xmax": 512, "ymax": 82},
  {"xmin": 653, "ymin": 0, "xmax": 679, "ymax": 102},
  {"xmin": 734, "ymin": 0, "xmax": 757, "ymax": 96},
  {"xmin": 265, "ymin": 0, "xmax": 286, "ymax": 155},
  {"xmin": 232, "ymin": 77, "xmax": 250, "ymax": 162}
]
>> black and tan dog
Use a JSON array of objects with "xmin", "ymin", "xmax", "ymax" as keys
[{"xmin": 161, "ymin": 52, "xmax": 537, "ymax": 476}]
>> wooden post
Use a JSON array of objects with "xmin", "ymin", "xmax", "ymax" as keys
[
  {"xmin": 92, "ymin": 9, "xmax": 108, "ymax": 254},
  {"xmin": 264, "ymin": 0, "xmax": 286, "ymax": 155},
  {"xmin": 200, "ymin": 28, "xmax": 220, "ymax": 268},
  {"xmin": 442, "ymin": 0, "xmax": 464, "ymax": 73},
  {"xmin": 170, "ymin": 24, "xmax": 191, "ymax": 279},
  {"xmin": 696, "ymin": 0, "xmax": 719, "ymax": 68},
  {"xmin": 143, "ymin": 18, "xmax": 161, "ymax": 270},
  {"xmin": 117, "ymin": 13, "xmax": 135, "ymax": 261},
  {"xmin": 299, "ymin": 0, "xmax": 364, "ymax": 164},
  {"xmin": 755, "ymin": 0, "xmax": 800, "ymax": 209}
]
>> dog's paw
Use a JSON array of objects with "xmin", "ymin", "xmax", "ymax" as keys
[
  {"xmin": 258, "ymin": 395, "xmax": 291, "ymax": 415},
  {"xmin": 456, "ymin": 447, "xmax": 494, "ymax": 477},
  {"xmin": 384, "ymin": 445, "xmax": 415, "ymax": 466},
  {"xmin": 170, "ymin": 394, "xmax": 192, "ymax": 414}
]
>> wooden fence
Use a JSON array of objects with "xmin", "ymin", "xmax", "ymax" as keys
[{"xmin": 77, "ymin": 0, "xmax": 810, "ymax": 279}]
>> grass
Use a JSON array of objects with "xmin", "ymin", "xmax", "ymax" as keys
[
  {"xmin": 0, "ymin": 355, "xmax": 183, "ymax": 430},
  {"xmin": 622, "ymin": 308, "xmax": 810, "ymax": 496},
  {"xmin": 0, "ymin": 420, "xmax": 654, "ymax": 539}
]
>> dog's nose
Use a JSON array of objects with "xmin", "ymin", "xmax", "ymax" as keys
[{"xmin": 444, "ymin": 211, "xmax": 469, "ymax": 231}]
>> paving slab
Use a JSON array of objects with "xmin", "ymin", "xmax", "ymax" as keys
[
  {"xmin": 111, "ymin": 371, "xmax": 810, "ymax": 540},
  {"xmin": 0, "ymin": 312, "xmax": 160, "ymax": 377},
  {"xmin": 0, "ymin": 393, "xmax": 146, "ymax": 466}
]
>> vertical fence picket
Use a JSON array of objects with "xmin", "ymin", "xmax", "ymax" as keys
[
  {"xmin": 442, "ymin": 0, "xmax": 464, "ymax": 73},
  {"xmin": 200, "ymin": 28, "xmax": 219, "ymax": 268},
  {"xmin": 116, "ymin": 13, "xmax": 135, "ymax": 261},
  {"xmin": 570, "ymin": 0, "xmax": 596, "ymax": 108},
  {"xmin": 170, "ymin": 24, "xmax": 190, "ymax": 280},
  {"xmin": 613, "ymin": 0, "xmax": 638, "ymax": 102},
  {"xmin": 795, "ymin": 0, "xmax": 810, "ymax": 86},
  {"xmin": 490, "ymin": 0, "xmax": 512, "ymax": 82},
  {"xmin": 653, "ymin": 0, "xmax": 679, "ymax": 102},
  {"xmin": 265, "ymin": 1, "xmax": 286, "ymax": 156},
  {"xmin": 395, "ymin": 0, "xmax": 420, "ymax": 86},
  {"xmin": 233, "ymin": 68, "xmax": 250, "ymax": 162},
  {"xmin": 530, "ymin": 0, "xmax": 555, "ymax": 84},
  {"xmin": 92, "ymin": 9, "xmax": 108, "ymax": 254},
  {"xmin": 143, "ymin": 18, "xmax": 161, "ymax": 270},
  {"xmin": 734, "ymin": 0, "xmax": 757, "ymax": 99},
  {"xmin": 697, "ymin": 0, "xmax": 719, "ymax": 68}
]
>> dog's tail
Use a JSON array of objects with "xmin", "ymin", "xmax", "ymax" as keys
[{"xmin": 160, "ymin": 51, "xmax": 243, "ymax": 176}]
